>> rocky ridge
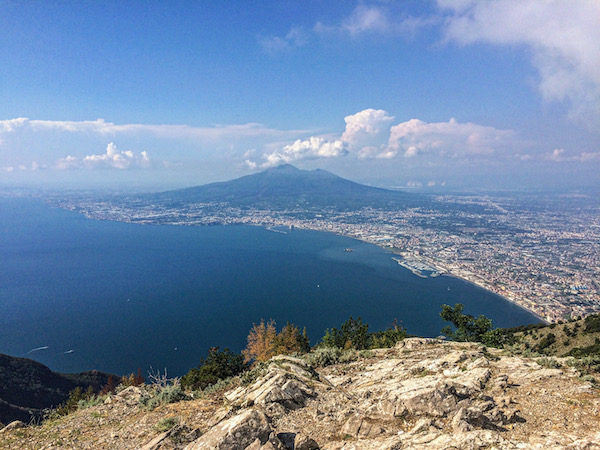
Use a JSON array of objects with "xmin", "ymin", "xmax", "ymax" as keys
[{"xmin": 2, "ymin": 338, "xmax": 599, "ymax": 449}]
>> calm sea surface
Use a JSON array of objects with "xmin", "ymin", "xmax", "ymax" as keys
[{"xmin": 0, "ymin": 197, "xmax": 540, "ymax": 376}]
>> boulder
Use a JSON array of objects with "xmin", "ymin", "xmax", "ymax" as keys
[
  {"xmin": 184, "ymin": 409, "xmax": 276, "ymax": 450},
  {"xmin": 226, "ymin": 359, "xmax": 318, "ymax": 411}
]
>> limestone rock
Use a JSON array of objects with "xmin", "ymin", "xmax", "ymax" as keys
[
  {"xmin": 226, "ymin": 357, "xmax": 318, "ymax": 411},
  {"xmin": 184, "ymin": 409, "xmax": 275, "ymax": 450},
  {"xmin": 341, "ymin": 414, "xmax": 384, "ymax": 439}
]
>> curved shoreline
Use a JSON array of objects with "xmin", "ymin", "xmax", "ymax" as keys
[
  {"xmin": 333, "ymin": 231, "xmax": 547, "ymax": 324},
  {"xmin": 40, "ymin": 195, "xmax": 550, "ymax": 325},
  {"xmin": 439, "ymin": 272, "xmax": 547, "ymax": 324}
]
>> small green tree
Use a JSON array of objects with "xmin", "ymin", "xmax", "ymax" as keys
[
  {"xmin": 321, "ymin": 316, "xmax": 369, "ymax": 350},
  {"xmin": 371, "ymin": 319, "xmax": 407, "ymax": 348},
  {"xmin": 440, "ymin": 303, "xmax": 493, "ymax": 342},
  {"xmin": 181, "ymin": 347, "xmax": 248, "ymax": 391}
]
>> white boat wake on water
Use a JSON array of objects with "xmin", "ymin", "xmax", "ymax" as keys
[{"xmin": 25, "ymin": 346, "xmax": 49, "ymax": 355}]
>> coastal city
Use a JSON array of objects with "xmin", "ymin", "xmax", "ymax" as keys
[{"xmin": 52, "ymin": 191, "xmax": 600, "ymax": 323}]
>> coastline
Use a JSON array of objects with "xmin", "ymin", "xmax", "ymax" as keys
[
  {"xmin": 439, "ymin": 272, "xmax": 548, "ymax": 324},
  {"xmin": 335, "ymin": 231, "xmax": 547, "ymax": 324},
  {"xmin": 384, "ymin": 245, "xmax": 548, "ymax": 324},
  {"xmin": 39, "ymin": 195, "xmax": 551, "ymax": 324}
]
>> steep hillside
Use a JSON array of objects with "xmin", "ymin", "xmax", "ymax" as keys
[
  {"xmin": 501, "ymin": 313, "xmax": 600, "ymax": 360},
  {"xmin": 0, "ymin": 354, "xmax": 114, "ymax": 424},
  {"xmin": 2, "ymin": 339, "xmax": 599, "ymax": 449}
]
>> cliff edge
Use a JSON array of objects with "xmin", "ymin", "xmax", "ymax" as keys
[{"xmin": 2, "ymin": 338, "xmax": 599, "ymax": 449}]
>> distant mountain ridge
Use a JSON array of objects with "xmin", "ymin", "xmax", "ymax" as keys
[
  {"xmin": 150, "ymin": 164, "xmax": 417, "ymax": 209},
  {"xmin": 0, "ymin": 354, "xmax": 114, "ymax": 424}
]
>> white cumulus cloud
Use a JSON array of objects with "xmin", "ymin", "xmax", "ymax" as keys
[
  {"xmin": 383, "ymin": 118, "xmax": 513, "ymax": 159},
  {"xmin": 438, "ymin": 0, "xmax": 600, "ymax": 128},
  {"xmin": 251, "ymin": 108, "xmax": 393, "ymax": 168},
  {"xmin": 341, "ymin": 109, "xmax": 395, "ymax": 147},
  {"xmin": 0, "ymin": 117, "xmax": 29, "ymax": 133},
  {"xmin": 56, "ymin": 143, "xmax": 150, "ymax": 170},
  {"xmin": 249, "ymin": 110, "xmax": 515, "ymax": 168},
  {"xmin": 256, "ymin": 137, "xmax": 348, "ymax": 169}
]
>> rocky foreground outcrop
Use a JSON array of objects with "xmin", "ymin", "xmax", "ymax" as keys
[{"xmin": 2, "ymin": 338, "xmax": 600, "ymax": 449}]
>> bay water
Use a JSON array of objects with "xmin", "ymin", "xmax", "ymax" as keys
[{"xmin": 0, "ymin": 197, "xmax": 539, "ymax": 376}]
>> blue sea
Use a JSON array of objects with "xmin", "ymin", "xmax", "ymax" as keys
[{"xmin": 0, "ymin": 197, "xmax": 540, "ymax": 376}]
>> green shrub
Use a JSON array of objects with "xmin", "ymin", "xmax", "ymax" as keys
[
  {"xmin": 338, "ymin": 350, "xmax": 359, "ymax": 364},
  {"xmin": 201, "ymin": 377, "xmax": 236, "ymax": 395},
  {"xmin": 140, "ymin": 384, "xmax": 187, "ymax": 410},
  {"xmin": 534, "ymin": 333, "xmax": 556, "ymax": 353},
  {"xmin": 480, "ymin": 328, "xmax": 513, "ymax": 348},
  {"xmin": 307, "ymin": 347, "xmax": 341, "ymax": 367},
  {"xmin": 321, "ymin": 316, "xmax": 369, "ymax": 350},
  {"xmin": 359, "ymin": 349, "xmax": 374, "ymax": 358},
  {"xmin": 536, "ymin": 357, "xmax": 561, "ymax": 369},
  {"xmin": 240, "ymin": 361, "xmax": 269, "ymax": 386},
  {"xmin": 370, "ymin": 321, "xmax": 407, "ymax": 348},
  {"xmin": 52, "ymin": 385, "xmax": 98, "ymax": 417},
  {"xmin": 566, "ymin": 356, "xmax": 600, "ymax": 374},
  {"xmin": 181, "ymin": 347, "xmax": 248, "ymax": 391},
  {"xmin": 440, "ymin": 303, "xmax": 493, "ymax": 342},
  {"xmin": 581, "ymin": 375, "xmax": 598, "ymax": 385},
  {"xmin": 584, "ymin": 314, "xmax": 600, "ymax": 334},
  {"xmin": 155, "ymin": 416, "xmax": 178, "ymax": 432},
  {"xmin": 77, "ymin": 395, "xmax": 105, "ymax": 409}
]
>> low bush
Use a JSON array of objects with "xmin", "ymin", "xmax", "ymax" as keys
[
  {"xmin": 155, "ymin": 416, "xmax": 178, "ymax": 432},
  {"xmin": 534, "ymin": 333, "xmax": 556, "ymax": 353},
  {"xmin": 370, "ymin": 321, "xmax": 407, "ymax": 348},
  {"xmin": 140, "ymin": 384, "xmax": 187, "ymax": 410},
  {"xmin": 321, "ymin": 317, "xmax": 369, "ymax": 350},
  {"xmin": 566, "ymin": 356, "xmax": 600, "ymax": 374},
  {"xmin": 536, "ymin": 357, "xmax": 561, "ymax": 369},
  {"xmin": 565, "ymin": 343, "xmax": 600, "ymax": 358},
  {"xmin": 181, "ymin": 347, "xmax": 248, "ymax": 391},
  {"xmin": 307, "ymin": 347, "xmax": 342, "ymax": 367},
  {"xmin": 240, "ymin": 361, "xmax": 269, "ymax": 386},
  {"xmin": 584, "ymin": 314, "xmax": 600, "ymax": 334}
]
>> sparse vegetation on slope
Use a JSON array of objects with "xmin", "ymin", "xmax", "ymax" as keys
[
  {"xmin": 3, "ymin": 338, "xmax": 600, "ymax": 449},
  {"xmin": 0, "ymin": 354, "xmax": 115, "ymax": 424},
  {"xmin": 497, "ymin": 313, "xmax": 600, "ymax": 358},
  {"xmin": 4, "ymin": 309, "xmax": 600, "ymax": 449}
]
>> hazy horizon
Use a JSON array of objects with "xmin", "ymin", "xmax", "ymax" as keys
[{"xmin": 1, "ymin": 1, "xmax": 599, "ymax": 191}]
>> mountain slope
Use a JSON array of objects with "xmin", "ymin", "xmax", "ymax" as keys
[
  {"xmin": 2, "ymin": 339, "xmax": 599, "ymax": 448},
  {"xmin": 0, "ymin": 354, "xmax": 114, "ymax": 424},
  {"xmin": 150, "ymin": 164, "xmax": 417, "ymax": 209}
]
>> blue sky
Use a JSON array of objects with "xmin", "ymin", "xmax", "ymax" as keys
[{"xmin": 1, "ymin": 0, "xmax": 599, "ymax": 191}]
